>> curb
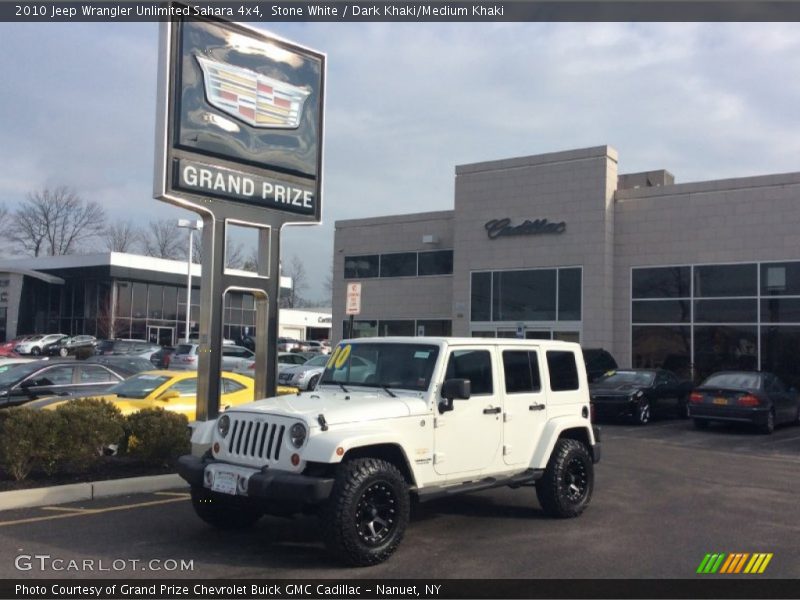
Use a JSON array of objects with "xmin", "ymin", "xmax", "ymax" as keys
[{"xmin": 0, "ymin": 474, "xmax": 188, "ymax": 512}]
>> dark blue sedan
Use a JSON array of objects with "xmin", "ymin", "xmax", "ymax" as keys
[{"xmin": 688, "ymin": 371, "xmax": 800, "ymax": 434}]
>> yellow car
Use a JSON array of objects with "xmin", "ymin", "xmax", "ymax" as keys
[{"xmin": 30, "ymin": 370, "xmax": 298, "ymax": 420}]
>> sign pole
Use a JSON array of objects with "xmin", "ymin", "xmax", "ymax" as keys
[{"xmin": 348, "ymin": 314, "xmax": 354, "ymax": 339}]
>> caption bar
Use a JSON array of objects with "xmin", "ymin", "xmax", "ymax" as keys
[
  {"xmin": 5, "ymin": 579, "xmax": 800, "ymax": 599},
  {"xmin": 3, "ymin": 1, "xmax": 800, "ymax": 22}
]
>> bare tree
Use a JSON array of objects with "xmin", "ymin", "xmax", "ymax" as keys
[
  {"xmin": 281, "ymin": 255, "xmax": 308, "ymax": 308},
  {"xmin": 10, "ymin": 186, "xmax": 106, "ymax": 256},
  {"xmin": 103, "ymin": 222, "xmax": 141, "ymax": 253},
  {"xmin": 0, "ymin": 203, "xmax": 9, "ymax": 254},
  {"xmin": 142, "ymin": 219, "xmax": 184, "ymax": 260},
  {"xmin": 192, "ymin": 236, "xmax": 247, "ymax": 269}
]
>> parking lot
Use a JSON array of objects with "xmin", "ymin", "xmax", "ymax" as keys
[{"xmin": 0, "ymin": 418, "xmax": 797, "ymax": 580}]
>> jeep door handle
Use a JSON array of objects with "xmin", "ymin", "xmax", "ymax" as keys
[
  {"xmin": 483, "ymin": 407, "xmax": 501, "ymax": 415},
  {"xmin": 529, "ymin": 404, "xmax": 545, "ymax": 411}
]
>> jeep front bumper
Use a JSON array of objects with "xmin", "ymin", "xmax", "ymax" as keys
[{"xmin": 177, "ymin": 454, "xmax": 334, "ymax": 507}]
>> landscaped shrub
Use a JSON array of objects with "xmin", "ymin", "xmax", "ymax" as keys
[
  {"xmin": 54, "ymin": 399, "xmax": 126, "ymax": 472},
  {"xmin": 126, "ymin": 408, "xmax": 189, "ymax": 464},
  {"xmin": 0, "ymin": 409, "xmax": 64, "ymax": 480}
]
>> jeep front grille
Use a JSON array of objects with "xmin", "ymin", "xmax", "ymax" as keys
[{"xmin": 227, "ymin": 418, "xmax": 286, "ymax": 461}]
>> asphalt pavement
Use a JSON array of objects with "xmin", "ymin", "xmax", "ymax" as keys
[{"xmin": 0, "ymin": 418, "xmax": 798, "ymax": 579}]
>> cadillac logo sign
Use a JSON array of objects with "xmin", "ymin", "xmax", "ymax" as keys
[
  {"xmin": 196, "ymin": 56, "xmax": 310, "ymax": 129},
  {"xmin": 154, "ymin": 12, "xmax": 325, "ymax": 224}
]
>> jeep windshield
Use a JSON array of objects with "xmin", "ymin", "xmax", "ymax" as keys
[{"xmin": 319, "ymin": 342, "xmax": 439, "ymax": 392}]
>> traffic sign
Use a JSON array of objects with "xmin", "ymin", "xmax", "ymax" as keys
[{"xmin": 346, "ymin": 282, "xmax": 362, "ymax": 315}]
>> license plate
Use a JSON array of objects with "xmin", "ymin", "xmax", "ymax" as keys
[
  {"xmin": 210, "ymin": 470, "xmax": 238, "ymax": 495},
  {"xmin": 713, "ymin": 397, "xmax": 728, "ymax": 405}
]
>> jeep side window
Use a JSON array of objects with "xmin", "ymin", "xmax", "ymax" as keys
[
  {"xmin": 502, "ymin": 350, "xmax": 541, "ymax": 394},
  {"xmin": 445, "ymin": 350, "xmax": 493, "ymax": 395},
  {"xmin": 546, "ymin": 350, "xmax": 579, "ymax": 391}
]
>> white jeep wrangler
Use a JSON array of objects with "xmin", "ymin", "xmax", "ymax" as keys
[{"xmin": 178, "ymin": 337, "xmax": 600, "ymax": 566}]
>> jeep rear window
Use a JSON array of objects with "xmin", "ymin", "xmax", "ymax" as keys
[
  {"xmin": 547, "ymin": 350, "xmax": 580, "ymax": 391},
  {"xmin": 320, "ymin": 343, "xmax": 439, "ymax": 391}
]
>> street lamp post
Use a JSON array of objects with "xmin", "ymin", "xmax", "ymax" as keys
[{"xmin": 177, "ymin": 219, "xmax": 203, "ymax": 342}]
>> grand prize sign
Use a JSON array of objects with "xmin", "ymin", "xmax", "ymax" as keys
[{"xmin": 154, "ymin": 3, "xmax": 325, "ymax": 419}]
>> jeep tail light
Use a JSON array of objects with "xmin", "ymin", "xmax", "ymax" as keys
[
  {"xmin": 737, "ymin": 394, "xmax": 760, "ymax": 407},
  {"xmin": 689, "ymin": 392, "xmax": 703, "ymax": 403}
]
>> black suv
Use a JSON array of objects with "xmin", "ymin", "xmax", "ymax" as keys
[{"xmin": 582, "ymin": 348, "xmax": 618, "ymax": 383}]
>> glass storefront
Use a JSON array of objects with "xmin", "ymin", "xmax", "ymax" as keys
[
  {"xmin": 18, "ymin": 276, "xmax": 258, "ymax": 346},
  {"xmin": 470, "ymin": 267, "xmax": 582, "ymax": 340},
  {"xmin": 632, "ymin": 261, "xmax": 800, "ymax": 387}
]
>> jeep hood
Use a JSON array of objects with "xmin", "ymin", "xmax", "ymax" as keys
[{"xmin": 230, "ymin": 389, "xmax": 427, "ymax": 426}]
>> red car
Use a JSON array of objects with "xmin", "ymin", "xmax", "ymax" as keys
[{"xmin": 0, "ymin": 337, "xmax": 29, "ymax": 357}]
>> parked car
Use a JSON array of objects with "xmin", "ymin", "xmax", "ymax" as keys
[
  {"xmin": 688, "ymin": 371, "xmax": 800, "ymax": 434},
  {"xmin": 277, "ymin": 353, "xmax": 357, "ymax": 390},
  {"xmin": 29, "ymin": 370, "xmax": 300, "ymax": 418},
  {"xmin": 150, "ymin": 346, "xmax": 176, "ymax": 369},
  {"xmin": 45, "ymin": 335, "xmax": 97, "ymax": 357},
  {"xmin": 15, "ymin": 334, "xmax": 67, "ymax": 356},
  {"xmin": 582, "ymin": 348, "xmax": 618, "ymax": 383},
  {"xmin": 590, "ymin": 368, "xmax": 694, "ymax": 424},
  {"xmin": 84, "ymin": 355, "xmax": 158, "ymax": 378},
  {"xmin": 0, "ymin": 359, "xmax": 125, "ymax": 407},
  {"xmin": 0, "ymin": 336, "xmax": 32, "ymax": 356},
  {"xmin": 303, "ymin": 340, "xmax": 330, "ymax": 354},
  {"xmin": 233, "ymin": 351, "xmax": 310, "ymax": 378},
  {"xmin": 94, "ymin": 339, "xmax": 161, "ymax": 360},
  {"xmin": 170, "ymin": 344, "xmax": 255, "ymax": 371},
  {"xmin": 277, "ymin": 337, "xmax": 301, "ymax": 352}
]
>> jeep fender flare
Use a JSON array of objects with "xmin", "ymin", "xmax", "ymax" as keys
[
  {"xmin": 529, "ymin": 416, "xmax": 596, "ymax": 470},
  {"xmin": 303, "ymin": 429, "xmax": 417, "ymax": 482}
]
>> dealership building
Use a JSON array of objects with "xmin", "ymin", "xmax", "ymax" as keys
[
  {"xmin": 0, "ymin": 253, "xmax": 331, "ymax": 346},
  {"xmin": 333, "ymin": 145, "xmax": 800, "ymax": 385}
]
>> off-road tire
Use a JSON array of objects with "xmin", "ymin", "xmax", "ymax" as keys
[
  {"xmin": 190, "ymin": 486, "xmax": 262, "ymax": 529},
  {"xmin": 321, "ymin": 458, "xmax": 410, "ymax": 567},
  {"xmin": 536, "ymin": 438, "xmax": 594, "ymax": 518},
  {"xmin": 693, "ymin": 418, "xmax": 709, "ymax": 430}
]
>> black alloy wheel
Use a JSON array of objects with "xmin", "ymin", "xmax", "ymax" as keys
[
  {"xmin": 355, "ymin": 481, "xmax": 399, "ymax": 546},
  {"xmin": 562, "ymin": 456, "xmax": 589, "ymax": 504}
]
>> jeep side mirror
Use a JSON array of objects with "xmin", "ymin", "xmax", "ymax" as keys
[
  {"xmin": 440, "ymin": 378, "xmax": 471, "ymax": 406},
  {"xmin": 157, "ymin": 391, "xmax": 180, "ymax": 402}
]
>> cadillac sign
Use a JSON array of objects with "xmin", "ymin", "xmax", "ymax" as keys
[{"xmin": 155, "ymin": 11, "xmax": 325, "ymax": 223}]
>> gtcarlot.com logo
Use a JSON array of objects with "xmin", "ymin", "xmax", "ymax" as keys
[{"xmin": 697, "ymin": 553, "xmax": 773, "ymax": 574}]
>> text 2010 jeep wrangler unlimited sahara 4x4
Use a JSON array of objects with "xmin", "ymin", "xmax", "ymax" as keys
[{"xmin": 178, "ymin": 337, "xmax": 600, "ymax": 566}]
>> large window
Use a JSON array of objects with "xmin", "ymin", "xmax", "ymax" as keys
[
  {"xmin": 344, "ymin": 250, "xmax": 453, "ymax": 279},
  {"xmin": 380, "ymin": 253, "xmax": 417, "ymax": 278},
  {"xmin": 418, "ymin": 251, "xmax": 454, "ymax": 276},
  {"xmin": 470, "ymin": 267, "xmax": 582, "ymax": 323},
  {"xmin": 632, "ymin": 261, "xmax": 800, "ymax": 383},
  {"xmin": 344, "ymin": 255, "xmax": 379, "ymax": 279}
]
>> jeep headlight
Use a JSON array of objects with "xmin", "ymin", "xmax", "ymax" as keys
[
  {"xmin": 290, "ymin": 422, "xmax": 307, "ymax": 448},
  {"xmin": 217, "ymin": 415, "xmax": 230, "ymax": 438}
]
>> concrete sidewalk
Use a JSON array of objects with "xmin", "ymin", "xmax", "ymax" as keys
[{"xmin": 0, "ymin": 474, "xmax": 187, "ymax": 511}]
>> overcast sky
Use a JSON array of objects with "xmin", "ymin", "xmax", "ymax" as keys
[{"xmin": 1, "ymin": 22, "xmax": 799, "ymax": 303}]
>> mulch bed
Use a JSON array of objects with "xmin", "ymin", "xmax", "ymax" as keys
[{"xmin": 0, "ymin": 457, "xmax": 178, "ymax": 492}]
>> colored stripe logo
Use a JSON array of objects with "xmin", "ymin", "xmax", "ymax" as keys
[{"xmin": 697, "ymin": 553, "xmax": 773, "ymax": 574}]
